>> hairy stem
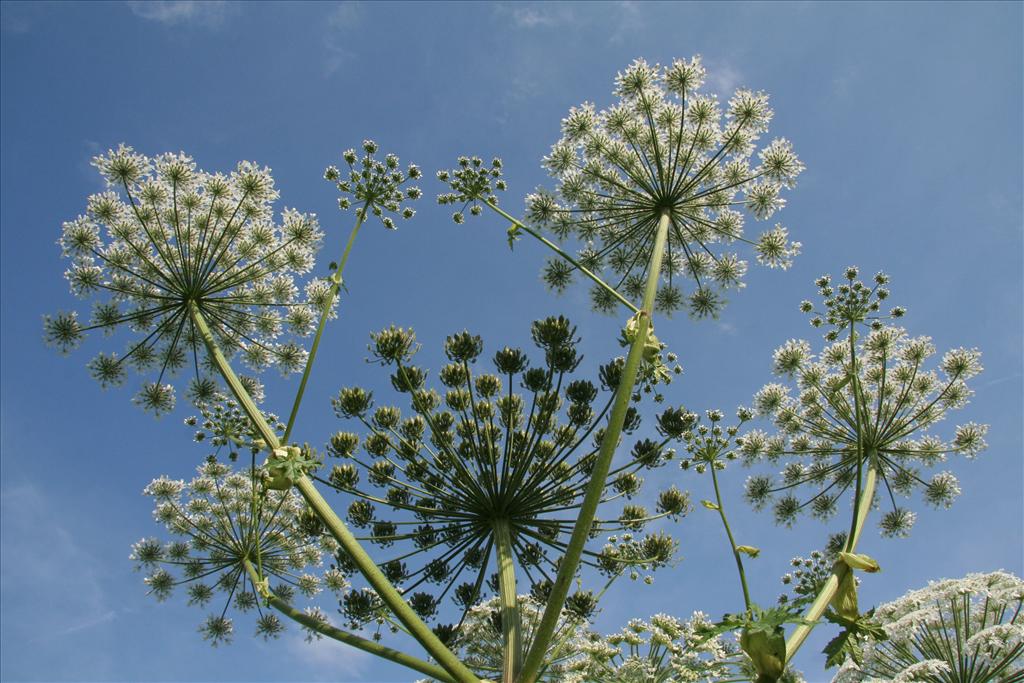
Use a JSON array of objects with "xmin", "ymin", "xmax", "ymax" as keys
[
  {"xmin": 484, "ymin": 201, "xmax": 640, "ymax": 314},
  {"xmin": 519, "ymin": 210, "xmax": 670, "ymax": 683},
  {"xmin": 785, "ymin": 457, "xmax": 878, "ymax": 662},
  {"xmin": 241, "ymin": 558, "xmax": 457, "ymax": 683},
  {"xmin": 494, "ymin": 519, "xmax": 523, "ymax": 682},
  {"xmin": 283, "ymin": 204, "xmax": 369, "ymax": 442}
]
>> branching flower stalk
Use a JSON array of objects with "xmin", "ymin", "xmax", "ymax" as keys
[
  {"xmin": 739, "ymin": 268, "xmax": 988, "ymax": 668},
  {"xmin": 678, "ymin": 408, "xmax": 758, "ymax": 613},
  {"xmin": 436, "ymin": 57, "xmax": 803, "ymax": 683},
  {"xmin": 285, "ymin": 141, "xmax": 423, "ymax": 441},
  {"xmin": 50, "ymin": 145, "xmax": 480, "ymax": 683}
]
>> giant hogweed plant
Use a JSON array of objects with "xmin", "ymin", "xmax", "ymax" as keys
[{"xmin": 44, "ymin": 56, "xmax": 997, "ymax": 683}]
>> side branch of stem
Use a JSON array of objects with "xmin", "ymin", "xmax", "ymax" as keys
[{"xmin": 240, "ymin": 558, "xmax": 457, "ymax": 683}]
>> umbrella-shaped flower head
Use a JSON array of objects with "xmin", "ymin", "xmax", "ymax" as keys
[
  {"xmin": 525, "ymin": 57, "xmax": 804, "ymax": 316},
  {"xmin": 132, "ymin": 456, "xmax": 346, "ymax": 646},
  {"xmin": 740, "ymin": 269, "xmax": 987, "ymax": 537},
  {"xmin": 46, "ymin": 145, "xmax": 326, "ymax": 414},
  {"xmin": 322, "ymin": 317, "xmax": 692, "ymax": 630}
]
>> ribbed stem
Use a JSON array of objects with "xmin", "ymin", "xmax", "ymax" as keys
[
  {"xmin": 494, "ymin": 519, "xmax": 522, "ymax": 682},
  {"xmin": 785, "ymin": 458, "xmax": 878, "ymax": 661},
  {"xmin": 241, "ymin": 558, "xmax": 457, "ymax": 683},
  {"xmin": 189, "ymin": 302, "xmax": 481, "ymax": 683},
  {"xmin": 518, "ymin": 210, "xmax": 671, "ymax": 683},
  {"xmin": 283, "ymin": 205, "xmax": 368, "ymax": 442}
]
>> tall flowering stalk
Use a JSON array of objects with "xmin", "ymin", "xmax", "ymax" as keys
[
  {"xmin": 434, "ymin": 57, "xmax": 803, "ymax": 683},
  {"xmin": 739, "ymin": 268, "xmax": 987, "ymax": 668}
]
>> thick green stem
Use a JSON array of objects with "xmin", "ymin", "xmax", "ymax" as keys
[
  {"xmin": 190, "ymin": 302, "xmax": 480, "ymax": 683},
  {"xmin": 494, "ymin": 519, "xmax": 522, "ymax": 682},
  {"xmin": 241, "ymin": 558, "xmax": 457, "ymax": 683},
  {"xmin": 284, "ymin": 205, "xmax": 368, "ymax": 442},
  {"xmin": 484, "ymin": 201, "xmax": 640, "ymax": 315},
  {"xmin": 294, "ymin": 476, "xmax": 483, "ymax": 683},
  {"xmin": 785, "ymin": 458, "xmax": 878, "ymax": 662},
  {"xmin": 518, "ymin": 211, "xmax": 671, "ymax": 683},
  {"xmin": 710, "ymin": 464, "xmax": 752, "ymax": 613},
  {"xmin": 189, "ymin": 301, "xmax": 281, "ymax": 449}
]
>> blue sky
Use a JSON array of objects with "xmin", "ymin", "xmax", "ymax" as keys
[{"xmin": 1, "ymin": 1, "xmax": 1021, "ymax": 682}]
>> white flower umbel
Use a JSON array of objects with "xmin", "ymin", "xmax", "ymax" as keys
[
  {"xmin": 740, "ymin": 269, "xmax": 989, "ymax": 667},
  {"xmin": 742, "ymin": 269, "xmax": 987, "ymax": 536},
  {"xmin": 47, "ymin": 145, "xmax": 324, "ymax": 414},
  {"xmin": 526, "ymin": 57, "xmax": 804, "ymax": 317},
  {"xmin": 834, "ymin": 571, "xmax": 1023, "ymax": 682}
]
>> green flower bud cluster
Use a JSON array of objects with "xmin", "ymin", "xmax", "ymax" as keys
[
  {"xmin": 436, "ymin": 156, "xmax": 506, "ymax": 224},
  {"xmin": 325, "ymin": 140, "xmax": 422, "ymax": 229},
  {"xmin": 319, "ymin": 316, "xmax": 690, "ymax": 629}
]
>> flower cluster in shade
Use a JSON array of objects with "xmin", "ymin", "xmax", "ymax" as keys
[
  {"xmin": 421, "ymin": 605, "xmax": 748, "ymax": 683},
  {"xmin": 739, "ymin": 269, "xmax": 987, "ymax": 537},
  {"xmin": 833, "ymin": 571, "xmax": 1023, "ymax": 682},
  {"xmin": 45, "ymin": 145, "xmax": 327, "ymax": 415},
  {"xmin": 565, "ymin": 612, "xmax": 746, "ymax": 683},
  {"xmin": 520, "ymin": 57, "xmax": 804, "ymax": 317},
  {"xmin": 324, "ymin": 139, "xmax": 423, "ymax": 230},
  {"xmin": 185, "ymin": 389, "xmax": 284, "ymax": 461},
  {"xmin": 420, "ymin": 593, "xmax": 590, "ymax": 682},
  {"xmin": 776, "ymin": 533, "xmax": 854, "ymax": 608},
  {"xmin": 321, "ymin": 317, "xmax": 691, "ymax": 630},
  {"xmin": 130, "ymin": 458, "xmax": 347, "ymax": 647}
]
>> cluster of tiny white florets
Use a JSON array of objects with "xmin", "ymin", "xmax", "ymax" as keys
[
  {"xmin": 46, "ymin": 144, "xmax": 325, "ymax": 415},
  {"xmin": 324, "ymin": 139, "xmax": 422, "ymax": 230},
  {"xmin": 563, "ymin": 612, "xmax": 743, "ymax": 683},
  {"xmin": 524, "ymin": 57, "xmax": 804, "ymax": 316},
  {"xmin": 418, "ymin": 594, "xmax": 588, "ymax": 682},
  {"xmin": 833, "ymin": 571, "xmax": 1023, "ymax": 682},
  {"xmin": 740, "ymin": 270, "xmax": 987, "ymax": 537},
  {"xmin": 132, "ymin": 459, "xmax": 345, "ymax": 646}
]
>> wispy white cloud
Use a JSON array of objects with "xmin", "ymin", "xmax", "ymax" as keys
[
  {"xmin": 285, "ymin": 631, "xmax": 371, "ymax": 681},
  {"xmin": 704, "ymin": 58, "xmax": 743, "ymax": 97},
  {"xmin": 494, "ymin": 2, "xmax": 575, "ymax": 29},
  {"xmin": 323, "ymin": 2, "xmax": 362, "ymax": 76},
  {"xmin": 0, "ymin": 481, "xmax": 115, "ymax": 677},
  {"xmin": 125, "ymin": 1, "xmax": 234, "ymax": 28},
  {"xmin": 831, "ymin": 63, "xmax": 860, "ymax": 99},
  {"xmin": 608, "ymin": 1, "xmax": 644, "ymax": 45}
]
